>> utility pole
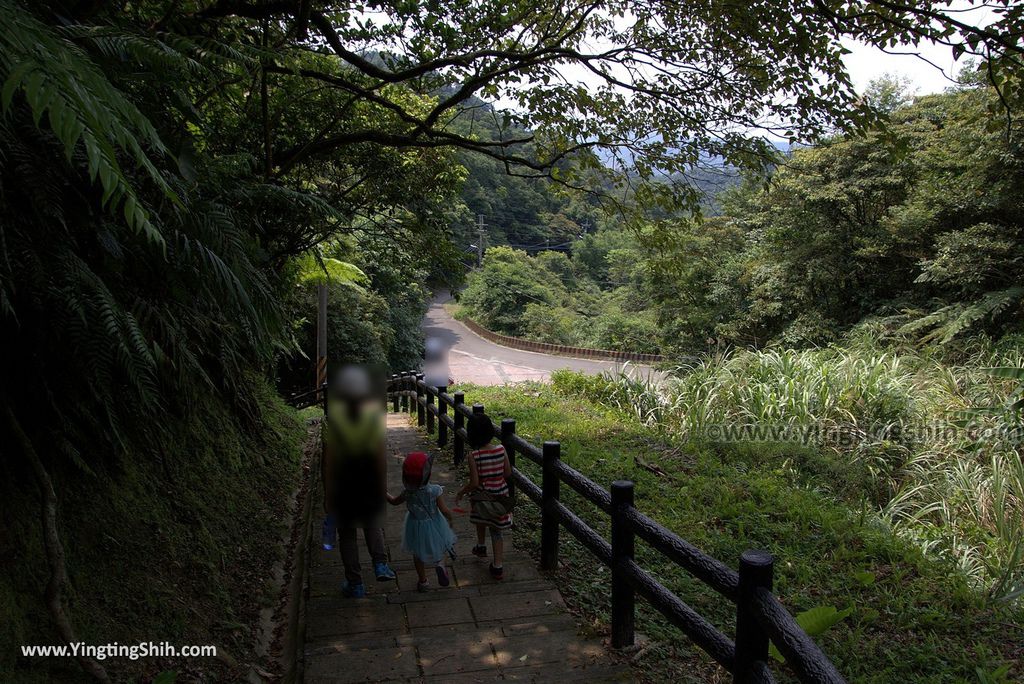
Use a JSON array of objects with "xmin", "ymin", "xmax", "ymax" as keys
[
  {"xmin": 316, "ymin": 283, "xmax": 327, "ymax": 399},
  {"xmin": 476, "ymin": 214, "xmax": 486, "ymax": 267}
]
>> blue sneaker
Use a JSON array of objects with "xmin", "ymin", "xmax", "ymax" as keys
[
  {"xmin": 341, "ymin": 581, "xmax": 366, "ymax": 598},
  {"xmin": 374, "ymin": 562, "xmax": 396, "ymax": 581}
]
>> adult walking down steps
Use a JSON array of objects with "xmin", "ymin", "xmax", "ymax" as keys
[{"xmin": 303, "ymin": 412, "xmax": 632, "ymax": 683}]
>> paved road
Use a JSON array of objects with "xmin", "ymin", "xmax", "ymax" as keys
[{"xmin": 421, "ymin": 295, "xmax": 652, "ymax": 386}]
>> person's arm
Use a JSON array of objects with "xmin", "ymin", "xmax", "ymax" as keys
[
  {"xmin": 375, "ymin": 435, "xmax": 387, "ymax": 501},
  {"xmin": 502, "ymin": 447, "xmax": 512, "ymax": 478},
  {"xmin": 436, "ymin": 493, "xmax": 454, "ymax": 526},
  {"xmin": 387, "ymin": 490, "xmax": 406, "ymax": 506},
  {"xmin": 455, "ymin": 453, "xmax": 480, "ymax": 503}
]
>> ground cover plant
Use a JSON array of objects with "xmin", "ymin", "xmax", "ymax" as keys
[{"xmin": 456, "ymin": 374, "xmax": 1023, "ymax": 683}]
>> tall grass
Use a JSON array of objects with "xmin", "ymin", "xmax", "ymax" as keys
[{"xmin": 552, "ymin": 345, "xmax": 1024, "ymax": 607}]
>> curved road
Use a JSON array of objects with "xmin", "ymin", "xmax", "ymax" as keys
[{"xmin": 422, "ymin": 295, "xmax": 653, "ymax": 386}]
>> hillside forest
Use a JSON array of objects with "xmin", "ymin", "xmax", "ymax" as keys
[{"xmin": 459, "ymin": 78, "xmax": 1024, "ymax": 357}]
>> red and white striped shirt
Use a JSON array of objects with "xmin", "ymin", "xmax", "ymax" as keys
[{"xmin": 470, "ymin": 444, "xmax": 512, "ymax": 528}]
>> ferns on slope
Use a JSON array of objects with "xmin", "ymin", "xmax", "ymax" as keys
[{"xmin": 0, "ymin": 2, "xmax": 289, "ymax": 465}]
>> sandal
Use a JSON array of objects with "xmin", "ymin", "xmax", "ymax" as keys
[{"xmin": 435, "ymin": 563, "xmax": 450, "ymax": 587}]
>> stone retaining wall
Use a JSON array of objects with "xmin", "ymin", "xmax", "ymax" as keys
[{"xmin": 460, "ymin": 316, "xmax": 662, "ymax": 364}]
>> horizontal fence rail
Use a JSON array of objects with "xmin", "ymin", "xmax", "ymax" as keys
[
  {"xmin": 285, "ymin": 383, "xmax": 327, "ymax": 410},
  {"xmin": 385, "ymin": 371, "xmax": 845, "ymax": 684},
  {"xmin": 460, "ymin": 315, "xmax": 663, "ymax": 364}
]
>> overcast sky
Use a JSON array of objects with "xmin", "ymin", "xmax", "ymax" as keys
[
  {"xmin": 843, "ymin": 1, "xmax": 997, "ymax": 96},
  {"xmin": 843, "ymin": 39, "xmax": 965, "ymax": 96}
]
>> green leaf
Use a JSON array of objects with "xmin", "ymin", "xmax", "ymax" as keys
[
  {"xmin": 769, "ymin": 605, "xmax": 853, "ymax": 663},
  {"xmin": 853, "ymin": 571, "xmax": 875, "ymax": 586},
  {"xmin": 796, "ymin": 605, "xmax": 854, "ymax": 635},
  {"xmin": 984, "ymin": 367, "xmax": 1024, "ymax": 381},
  {"xmin": 293, "ymin": 253, "xmax": 368, "ymax": 288}
]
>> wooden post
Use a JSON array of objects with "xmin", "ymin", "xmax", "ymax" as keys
[
  {"xmin": 400, "ymin": 372, "xmax": 410, "ymax": 412},
  {"xmin": 391, "ymin": 374, "xmax": 399, "ymax": 412},
  {"xmin": 426, "ymin": 387, "xmax": 435, "ymax": 435},
  {"xmin": 611, "ymin": 480, "xmax": 636, "ymax": 648},
  {"xmin": 436, "ymin": 386, "xmax": 447, "ymax": 447},
  {"xmin": 416, "ymin": 373, "xmax": 425, "ymax": 427},
  {"xmin": 477, "ymin": 214, "xmax": 486, "ymax": 267},
  {"xmin": 470, "ymin": 403, "xmax": 486, "ymax": 455},
  {"xmin": 453, "ymin": 392, "xmax": 465, "ymax": 466},
  {"xmin": 540, "ymin": 441, "xmax": 561, "ymax": 571},
  {"xmin": 407, "ymin": 372, "xmax": 416, "ymax": 415},
  {"xmin": 734, "ymin": 549, "xmax": 774, "ymax": 683},
  {"xmin": 501, "ymin": 419, "xmax": 516, "ymax": 505}
]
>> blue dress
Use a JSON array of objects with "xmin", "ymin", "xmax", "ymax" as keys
[{"xmin": 401, "ymin": 484, "xmax": 457, "ymax": 564}]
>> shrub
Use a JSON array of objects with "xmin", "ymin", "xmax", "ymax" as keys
[{"xmin": 521, "ymin": 303, "xmax": 581, "ymax": 345}]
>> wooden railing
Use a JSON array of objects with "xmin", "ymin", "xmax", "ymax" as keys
[
  {"xmin": 387, "ymin": 371, "xmax": 846, "ymax": 684},
  {"xmin": 460, "ymin": 315, "xmax": 663, "ymax": 364},
  {"xmin": 285, "ymin": 384, "xmax": 327, "ymax": 410}
]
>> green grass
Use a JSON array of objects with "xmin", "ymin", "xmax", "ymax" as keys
[
  {"xmin": 452, "ymin": 381, "xmax": 1022, "ymax": 683},
  {"xmin": 557, "ymin": 345, "xmax": 1024, "ymax": 606},
  {"xmin": 1, "ymin": 378, "xmax": 305, "ymax": 683}
]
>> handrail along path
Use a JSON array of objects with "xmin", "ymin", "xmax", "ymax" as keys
[{"xmin": 386, "ymin": 372, "xmax": 846, "ymax": 684}]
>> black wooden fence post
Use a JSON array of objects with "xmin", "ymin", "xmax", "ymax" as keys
[
  {"xmin": 611, "ymin": 480, "xmax": 636, "ymax": 649},
  {"xmin": 407, "ymin": 372, "xmax": 416, "ymax": 415},
  {"xmin": 540, "ymin": 441, "xmax": 561, "ymax": 571},
  {"xmin": 416, "ymin": 373, "xmax": 425, "ymax": 427},
  {"xmin": 400, "ymin": 372, "xmax": 410, "ymax": 413},
  {"xmin": 426, "ymin": 387, "xmax": 435, "ymax": 435},
  {"xmin": 390, "ymin": 374, "xmax": 399, "ymax": 412},
  {"xmin": 734, "ymin": 549, "xmax": 774, "ymax": 683},
  {"xmin": 453, "ymin": 392, "xmax": 465, "ymax": 465},
  {"xmin": 471, "ymin": 403, "xmax": 486, "ymax": 444},
  {"xmin": 501, "ymin": 419, "xmax": 516, "ymax": 505},
  {"xmin": 437, "ymin": 386, "xmax": 448, "ymax": 447}
]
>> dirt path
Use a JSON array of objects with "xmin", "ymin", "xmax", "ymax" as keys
[{"xmin": 301, "ymin": 413, "xmax": 632, "ymax": 683}]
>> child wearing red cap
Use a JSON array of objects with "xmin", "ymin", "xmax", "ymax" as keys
[{"xmin": 387, "ymin": 451, "xmax": 457, "ymax": 591}]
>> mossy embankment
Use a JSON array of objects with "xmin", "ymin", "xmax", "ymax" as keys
[
  {"xmin": 454, "ymin": 381, "xmax": 1022, "ymax": 683},
  {"xmin": 0, "ymin": 379, "xmax": 305, "ymax": 682}
]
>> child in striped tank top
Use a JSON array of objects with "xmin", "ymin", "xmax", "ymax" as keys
[{"xmin": 455, "ymin": 413, "xmax": 512, "ymax": 579}]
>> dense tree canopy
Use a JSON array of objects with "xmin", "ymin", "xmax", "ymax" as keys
[{"xmin": 460, "ymin": 80, "xmax": 1024, "ymax": 356}]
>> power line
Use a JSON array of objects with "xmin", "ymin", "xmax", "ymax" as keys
[{"xmin": 507, "ymin": 241, "xmax": 575, "ymax": 249}]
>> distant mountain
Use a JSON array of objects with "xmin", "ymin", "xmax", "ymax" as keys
[{"xmin": 443, "ymin": 94, "xmax": 771, "ymax": 246}]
